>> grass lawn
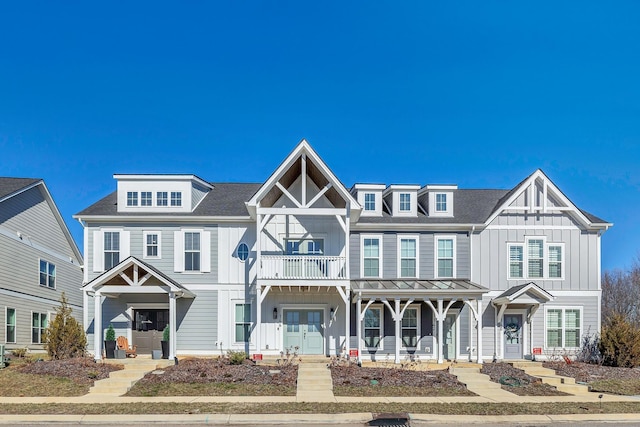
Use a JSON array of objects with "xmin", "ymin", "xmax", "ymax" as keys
[
  {"xmin": 333, "ymin": 385, "xmax": 474, "ymax": 397},
  {"xmin": 589, "ymin": 379, "xmax": 640, "ymax": 396},
  {"xmin": 2, "ymin": 401, "xmax": 640, "ymax": 415},
  {"xmin": 126, "ymin": 381, "xmax": 296, "ymax": 396}
]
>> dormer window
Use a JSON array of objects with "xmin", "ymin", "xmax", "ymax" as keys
[
  {"xmin": 127, "ymin": 192, "xmax": 138, "ymax": 206},
  {"xmin": 364, "ymin": 193, "xmax": 376, "ymax": 211},
  {"xmin": 436, "ymin": 193, "xmax": 447, "ymax": 212},
  {"xmin": 399, "ymin": 193, "xmax": 411, "ymax": 211},
  {"xmin": 171, "ymin": 192, "xmax": 182, "ymax": 207},
  {"xmin": 157, "ymin": 192, "xmax": 168, "ymax": 206},
  {"xmin": 141, "ymin": 192, "xmax": 152, "ymax": 206}
]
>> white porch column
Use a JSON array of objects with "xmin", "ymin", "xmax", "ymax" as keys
[
  {"xmin": 437, "ymin": 298, "xmax": 444, "ymax": 364},
  {"xmin": 93, "ymin": 291, "xmax": 102, "ymax": 361},
  {"xmin": 169, "ymin": 292, "xmax": 177, "ymax": 360},
  {"xmin": 356, "ymin": 295, "xmax": 362, "ymax": 363},
  {"xmin": 345, "ymin": 285, "xmax": 350, "ymax": 357},
  {"xmin": 394, "ymin": 298, "xmax": 401, "ymax": 364},
  {"xmin": 256, "ymin": 285, "xmax": 262, "ymax": 354},
  {"xmin": 476, "ymin": 299, "xmax": 483, "ymax": 364}
]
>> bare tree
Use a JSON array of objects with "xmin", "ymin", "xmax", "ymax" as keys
[{"xmin": 602, "ymin": 256, "xmax": 640, "ymax": 327}]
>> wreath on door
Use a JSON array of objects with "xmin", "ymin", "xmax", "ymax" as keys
[{"xmin": 504, "ymin": 323, "xmax": 521, "ymax": 340}]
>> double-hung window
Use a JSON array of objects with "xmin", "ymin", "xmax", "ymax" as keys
[
  {"xmin": 144, "ymin": 232, "xmax": 161, "ymax": 259},
  {"xmin": 127, "ymin": 191, "xmax": 138, "ymax": 206},
  {"xmin": 362, "ymin": 236, "xmax": 381, "ymax": 277},
  {"xmin": 32, "ymin": 312, "xmax": 47, "ymax": 344},
  {"xmin": 435, "ymin": 193, "xmax": 447, "ymax": 212},
  {"xmin": 399, "ymin": 193, "xmax": 411, "ymax": 212},
  {"xmin": 508, "ymin": 237, "xmax": 564, "ymax": 280},
  {"xmin": 184, "ymin": 232, "xmax": 201, "ymax": 271},
  {"xmin": 401, "ymin": 308, "xmax": 418, "ymax": 348},
  {"xmin": 546, "ymin": 308, "xmax": 581, "ymax": 348},
  {"xmin": 171, "ymin": 191, "xmax": 182, "ymax": 206},
  {"xmin": 157, "ymin": 192, "xmax": 168, "ymax": 206},
  {"xmin": 39, "ymin": 260, "xmax": 56, "ymax": 289},
  {"xmin": 436, "ymin": 237, "xmax": 455, "ymax": 278},
  {"xmin": 364, "ymin": 193, "xmax": 376, "ymax": 211},
  {"xmin": 141, "ymin": 191, "xmax": 152, "ymax": 206},
  {"xmin": 364, "ymin": 307, "xmax": 382, "ymax": 348},
  {"xmin": 235, "ymin": 303, "xmax": 251, "ymax": 343},
  {"xmin": 6, "ymin": 308, "xmax": 16, "ymax": 343},
  {"xmin": 398, "ymin": 236, "xmax": 418, "ymax": 278},
  {"xmin": 104, "ymin": 231, "xmax": 120, "ymax": 270}
]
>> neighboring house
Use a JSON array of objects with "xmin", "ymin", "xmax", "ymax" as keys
[
  {"xmin": 75, "ymin": 141, "xmax": 611, "ymax": 363},
  {"xmin": 0, "ymin": 178, "xmax": 84, "ymax": 352}
]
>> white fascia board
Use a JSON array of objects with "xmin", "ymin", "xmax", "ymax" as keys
[
  {"xmin": 73, "ymin": 215, "xmax": 253, "ymax": 223},
  {"xmin": 113, "ymin": 174, "xmax": 213, "ymax": 189},
  {"xmin": 420, "ymin": 184, "xmax": 459, "ymax": 193},
  {"xmin": 352, "ymin": 223, "xmax": 478, "ymax": 232},
  {"xmin": 352, "ymin": 184, "xmax": 387, "ymax": 191},
  {"xmin": 382, "ymin": 184, "xmax": 421, "ymax": 196}
]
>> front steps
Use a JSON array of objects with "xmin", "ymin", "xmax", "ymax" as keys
[
  {"xmin": 296, "ymin": 360, "xmax": 335, "ymax": 402},
  {"xmin": 510, "ymin": 361, "xmax": 592, "ymax": 395},
  {"xmin": 452, "ymin": 367, "xmax": 520, "ymax": 399},
  {"xmin": 89, "ymin": 357, "xmax": 174, "ymax": 396}
]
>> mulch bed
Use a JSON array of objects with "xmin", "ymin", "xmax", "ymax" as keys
[
  {"xmin": 481, "ymin": 362, "xmax": 569, "ymax": 396},
  {"xmin": 543, "ymin": 361, "xmax": 640, "ymax": 383},
  {"xmin": 18, "ymin": 357, "xmax": 121, "ymax": 385},
  {"xmin": 330, "ymin": 363, "xmax": 475, "ymax": 396}
]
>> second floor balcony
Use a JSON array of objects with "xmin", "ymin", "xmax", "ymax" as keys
[{"xmin": 260, "ymin": 255, "xmax": 347, "ymax": 280}]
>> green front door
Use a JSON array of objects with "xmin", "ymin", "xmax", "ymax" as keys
[{"xmin": 283, "ymin": 309, "xmax": 324, "ymax": 355}]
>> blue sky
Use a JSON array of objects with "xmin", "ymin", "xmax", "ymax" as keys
[{"xmin": 0, "ymin": 2, "xmax": 638, "ymax": 272}]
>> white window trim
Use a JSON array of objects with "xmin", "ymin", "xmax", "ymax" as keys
[
  {"xmin": 360, "ymin": 234, "xmax": 383, "ymax": 278},
  {"xmin": 170, "ymin": 191, "xmax": 183, "ymax": 207},
  {"xmin": 38, "ymin": 258, "xmax": 56, "ymax": 289},
  {"xmin": 428, "ymin": 191, "xmax": 454, "ymax": 217},
  {"xmin": 31, "ymin": 311, "xmax": 48, "ymax": 344},
  {"xmin": 364, "ymin": 193, "xmax": 376, "ymax": 211},
  {"xmin": 5, "ymin": 307, "xmax": 16, "ymax": 344},
  {"xmin": 363, "ymin": 305, "xmax": 384, "ymax": 350},
  {"xmin": 397, "ymin": 235, "xmax": 419, "ymax": 279},
  {"xmin": 140, "ymin": 191, "xmax": 153, "ymax": 207},
  {"xmin": 232, "ymin": 300, "xmax": 252, "ymax": 346},
  {"xmin": 544, "ymin": 306, "xmax": 583, "ymax": 350},
  {"xmin": 434, "ymin": 235, "xmax": 457, "ymax": 279},
  {"xmin": 174, "ymin": 229, "xmax": 211, "ymax": 273},
  {"xmin": 143, "ymin": 231, "xmax": 162, "ymax": 260},
  {"xmin": 507, "ymin": 237, "xmax": 565, "ymax": 281},
  {"xmin": 156, "ymin": 191, "xmax": 168, "ymax": 207},
  {"xmin": 126, "ymin": 191, "xmax": 138, "ymax": 207},
  {"xmin": 401, "ymin": 304, "xmax": 421, "ymax": 350}
]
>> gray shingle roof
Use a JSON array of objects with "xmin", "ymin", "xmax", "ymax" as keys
[{"xmin": 0, "ymin": 177, "xmax": 41, "ymax": 200}]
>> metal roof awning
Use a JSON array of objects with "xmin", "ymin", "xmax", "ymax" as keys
[{"xmin": 351, "ymin": 279, "xmax": 488, "ymax": 298}]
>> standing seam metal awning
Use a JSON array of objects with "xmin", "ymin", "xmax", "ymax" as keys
[{"xmin": 351, "ymin": 279, "xmax": 489, "ymax": 297}]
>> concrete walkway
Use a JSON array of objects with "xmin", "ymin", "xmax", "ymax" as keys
[{"xmin": 296, "ymin": 360, "xmax": 335, "ymax": 402}]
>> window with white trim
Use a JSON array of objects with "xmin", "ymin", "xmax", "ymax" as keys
[
  {"xmin": 398, "ymin": 236, "xmax": 418, "ymax": 278},
  {"xmin": 546, "ymin": 308, "xmax": 581, "ymax": 348},
  {"xmin": 401, "ymin": 307, "xmax": 418, "ymax": 348},
  {"xmin": 399, "ymin": 193, "xmax": 411, "ymax": 211},
  {"xmin": 184, "ymin": 232, "xmax": 201, "ymax": 271},
  {"xmin": 170, "ymin": 191, "xmax": 182, "ymax": 206},
  {"xmin": 157, "ymin": 191, "xmax": 168, "ymax": 206},
  {"xmin": 235, "ymin": 303, "xmax": 251, "ymax": 343},
  {"xmin": 508, "ymin": 237, "xmax": 564, "ymax": 280},
  {"xmin": 126, "ymin": 191, "xmax": 138, "ymax": 206},
  {"xmin": 435, "ymin": 193, "xmax": 447, "ymax": 212},
  {"xmin": 364, "ymin": 307, "xmax": 382, "ymax": 348},
  {"xmin": 362, "ymin": 236, "xmax": 381, "ymax": 277},
  {"xmin": 6, "ymin": 308, "xmax": 16, "ymax": 343},
  {"xmin": 141, "ymin": 191, "xmax": 152, "ymax": 206},
  {"xmin": 436, "ymin": 237, "xmax": 455, "ymax": 278},
  {"xmin": 364, "ymin": 193, "xmax": 376, "ymax": 211},
  {"xmin": 32, "ymin": 312, "xmax": 47, "ymax": 344},
  {"xmin": 39, "ymin": 260, "xmax": 56, "ymax": 289},
  {"xmin": 104, "ymin": 231, "xmax": 120, "ymax": 270},
  {"xmin": 144, "ymin": 232, "xmax": 161, "ymax": 259}
]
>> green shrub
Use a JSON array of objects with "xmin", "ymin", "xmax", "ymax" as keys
[
  {"xmin": 600, "ymin": 314, "xmax": 640, "ymax": 368},
  {"xmin": 43, "ymin": 292, "xmax": 87, "ymax": 360},
  {"xmin": 227, "ymin": 350, "xmax": 247, "ymax": 365},
  {"xmin": 162, "ymin": 325, "xmax": 170, "ymax": 341},
  {"xmin": 105, "ymin": 324, "xmax": 116, "ymax": 342}
]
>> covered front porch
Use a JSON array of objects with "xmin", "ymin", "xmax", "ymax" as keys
[
  {"xmin": 352, "ymin": 279, "xmax": 489, "ymax": 364},
  {"xmin": 83, "ymin": 256, "xmax": 195, "ymax": 361}
]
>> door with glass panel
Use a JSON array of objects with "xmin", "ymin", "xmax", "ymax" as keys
[
  {"xmin": 283, "ymin": 309, "xmax": 324, "ymax": 355},
  {"xmin": 503, "ymin": 314, "xmax": 523, "ymax": 359},
  {"xmin": 443, "ymin": 312, "xmax": 457, "ymax": 360},
  {"xmin": 132, "ymin": 309, "xmax": 169, "ymax": 354}
]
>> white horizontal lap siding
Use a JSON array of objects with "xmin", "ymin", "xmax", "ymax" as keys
[
  {"xmin": 176, "ymin": 291, "xmax": 218, "ymax": 352},
  {"xmin": 419, "ymin": 233, "xmax": 435, "ymax": 279},
  {"xmin": 173, "ymin": 229, "xmax": 211, "ymax": 273}
]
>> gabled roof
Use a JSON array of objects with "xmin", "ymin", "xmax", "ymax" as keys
[
  {"xmin": 84, "ymin": 256, "xmax": 195, "ymax": 297},
  {"xmin": 492, "ymin": 282, "xmax": 554, "ymax": 306},
  {"xmin": 245, "ymin": 139, "xmax": 361, "ymax": 220},
  {"xmin": 0, "ymin": 177, "xmax": 83, "ymax": 263}
]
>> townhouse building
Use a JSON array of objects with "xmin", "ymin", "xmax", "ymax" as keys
[{"xmin": 75, "ymin": 141, "xmax": 610, "ymax": 363}]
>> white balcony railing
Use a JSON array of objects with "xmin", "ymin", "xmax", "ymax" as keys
[{"xmin": 260, "ymin": 255, "xmax": 347, "ymax": 280}]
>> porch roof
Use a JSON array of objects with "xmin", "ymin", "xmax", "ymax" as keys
[
  {"xmin": 492, "ymin": 282, "xmax": 554, "ymax": 306},
  {"xmin": 351, "ymin": 279, "xmax": 488, "ymax": 297},
  {"xmin": 83, "ymin": 256, "xmax": 195, "ymax": 298}
]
